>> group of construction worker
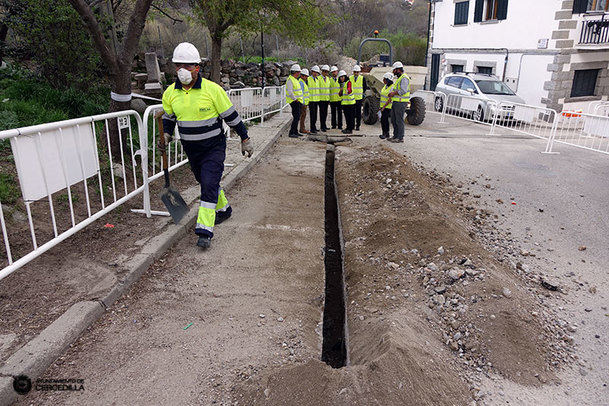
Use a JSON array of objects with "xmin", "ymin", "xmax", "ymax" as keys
[
  {"xmin": 285, "ymin": 61, "xmax": 410, "ymax": 143},
  {"xmin": 158, "ymin": 41, "xmax": 413, "ymax": 249}
]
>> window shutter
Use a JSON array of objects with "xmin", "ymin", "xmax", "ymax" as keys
[
  {"xmin": 454, "ymin": 1, "xmax": 470, "ymax": 25},
  {"xmin": 497, "ymin": 0, "xmax": 509, "ymax": 20},
  {"xmin": 474, "ymin": 0, "xmax": 484, "ymax": 22},
  {"xmin": 572, "ymin": 0, "xmax": 588, "ymax": 14}
]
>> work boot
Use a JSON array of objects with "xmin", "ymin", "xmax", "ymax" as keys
[
  {"xmin": 388, "ymin": 137, "xmax": 403, "ymax": 143},
  {"xmin": 197, "ymin": 236, "xmax": 211, "ymax": 248},
  {"xmin": 215, "ymin": 206, "xmax": 232, "ymax": 225},
  {"xmin": 379, "ymin": 133, "xmax": 388, "ymax": 139},
  {"xmin": 342, "ymin": 129, "xmax": 353, "ymax": 134},
  {"xmin": 355, "ymin": 126, "xmax": 360, "ymax": 131},
  {"xmin": 321, "ymin": 128, "xmax": 327, "ymax": 132},
  {"xmin": 289, "ymin": 133, "xmax": 299, "ymax": 138},
  {"xmin": 300, "ymin": 129, "xmax": 310, "ymax": 134},
  {"xmin": 310, "ymin": 129, "xmax": 318, "ymax": 134}
]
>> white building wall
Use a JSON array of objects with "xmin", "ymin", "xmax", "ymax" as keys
[{"xmin": 433, "ymin": 0, "xmax": 560, "ymax": 50}]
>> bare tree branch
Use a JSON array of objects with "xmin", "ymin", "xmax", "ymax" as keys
[
  {"xmin": 151, "ymin": 4, "xmax": 183, "ymax": 24},
  {"xmin": 119, "ymin": 0, "xmax": 153, "ymax": 67},
  {"xmin": 67, "ymin": 0, "xmax": 119, "ymax": 73}
]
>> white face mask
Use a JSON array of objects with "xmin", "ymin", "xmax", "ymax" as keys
[{"xmin": 177, "ymin": 68, "xmax": 193, "ymax": 84}]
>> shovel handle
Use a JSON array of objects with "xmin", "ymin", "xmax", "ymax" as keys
[{"xmin": 155, "ymin": 111, "xmax": 169, "ymax": 172}]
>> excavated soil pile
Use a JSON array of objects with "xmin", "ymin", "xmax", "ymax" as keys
[{"xmin": 235, "ymin": 145, "xmax": 568, "ymax": 405}]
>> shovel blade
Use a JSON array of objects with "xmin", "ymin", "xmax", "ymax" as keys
[{"xmin": 160, "ymin": 187, "xmax": 189, "ymax": 224}]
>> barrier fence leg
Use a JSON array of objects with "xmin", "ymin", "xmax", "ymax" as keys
[{"xmin": 542, "ymin": 119, "xmax": 560, "ymax": 154}]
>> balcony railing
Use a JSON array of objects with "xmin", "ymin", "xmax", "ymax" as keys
[{"xmin": 579, "ymin": 14, "xmax": 609, "ymax": 46}]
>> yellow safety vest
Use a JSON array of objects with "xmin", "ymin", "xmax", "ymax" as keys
[
  {"xmin": 285, "ymin": 75, "xmax": 303, "ymax": 104},
  {"xmin": 393, "ymin": 73, "xmax": 411, "ymax": 103},
  {"xmin": 299, "ymin": 78, "xmax": 310, "ymax": 106},
  {"xmin": 349, "ymin": 74, "xmax": 364, "ymax": 101},
  {"xmin": 340, "ymin": 82, "xmax": 355, "ymax": 106},
  {"xmin": 380, "ymin": 83, "xmax": 394, "ymax": 109},
  {"xmin": 162, "ymin": 75, "xmax": 239, "ymax": 141},
  {"xmin": 317, "ymin": 75, "xmax": 330, "ymax": 102},
  {"xmin": 307, "ymin": 76, "xmax": 319, "ymax": 102},
  {"xmin": 329, "ymin": 77, "xmax": 341, "ymax": 102}
]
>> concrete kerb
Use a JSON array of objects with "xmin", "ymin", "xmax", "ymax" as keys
[{"xmin": 0, "ymin": 115, "xmax": 290, "ymax": 406}]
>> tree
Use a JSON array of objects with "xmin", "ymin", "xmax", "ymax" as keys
[
  {"xmin": 67, "ymin": 0, "xmax": 153, "ymax": 154},
  {"xmin": 193, "ymin": 0, "xmax": 325, "ymax": 84}
]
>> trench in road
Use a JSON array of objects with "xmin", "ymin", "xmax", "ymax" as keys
[{"xmin": 321, "ymin": 144, "xmax": 348, "ymax": 368}]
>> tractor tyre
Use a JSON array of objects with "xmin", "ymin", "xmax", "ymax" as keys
[
  {"xmin": 362, "ymin": 95, "xmax": 380, "ymax": 125},
  {"xmin": 406, "ymin": 96, "xmax": 426, "ymax": 126}
]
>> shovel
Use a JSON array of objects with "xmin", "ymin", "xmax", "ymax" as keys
[{"xmin": 155, "ymin": 111, "xmax": 189, "ymax": 224}]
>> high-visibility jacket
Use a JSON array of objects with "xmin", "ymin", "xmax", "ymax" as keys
[
  {"xmin": 285, "ymin": 75, "xmax": 304, "ymax": 104},
  {"xmin": 307, "ymin": 76, "xmax": 319, "ymax": 102},
  {"xmin": 340, "ymin": 81, "xmax": 355, "ymax": 106},
  {"xmin": 317, "ymin": 75, "xmax": 331, "ymax": 102},
  {"xmin": 162, "ymin": 75, "xmax": 245, "ymax": 142},
  {"xmin": 380, "ymin": 83, "xmax": 394, "ymax": 109},
  {"xmin": 329, "ymin": 77, "xmax": 341, "ymax": 102},
  {"xmin": 393, "ymin": 73, "xmax": 411, "ymax": 103},
  {"xmin": 349, "ymin": 74, "xmax": 364, "ymax": 101},
  {"xmin": 299, "ymin": 78, "xmax": 310, "ymax": 106}
]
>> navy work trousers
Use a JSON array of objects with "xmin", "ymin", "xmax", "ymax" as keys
[{"xmin": 181, "ymin": 135, "xmax": 226, "ymax": 237}]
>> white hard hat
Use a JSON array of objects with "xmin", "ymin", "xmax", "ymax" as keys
[
  {"xmin": 290, "ymin": 64, "xmax": 301, "ymax": 72},
  {"xmin": 383, "ymin": 72, "xmax": 394, "ymax": 80},
  {"xmin": 392, "ymin": 61, "xmax": 404, "ymax": 69},
  {"xmin": 300, "ymin": 68, "xmax": 309, "ymax": 76},
  {"xmin": 338, "ymin": 70, "xmax": 347, "ymax": 77},
  {"xmin": 172, "ymin": 42, "xmax": 201, "ymax": 64},
  {"xmin": 330, "ymin": 66, "xmax": 338, "ymax": 72},
  {"xmin": 321, "ymin": 64, "xmax": 330, "ymax": 71},
  {"xmin": 353, "ymin": 65, "xmax": 361, "ymax": 72},
  {"xmin": 311, "ymin": 65, "xmax": 321, "ymax": 74}
]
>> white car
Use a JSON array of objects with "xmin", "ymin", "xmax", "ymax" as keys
[{"xmin": 434, "ymin": 73, "xmax": 526, "ymax": 121}]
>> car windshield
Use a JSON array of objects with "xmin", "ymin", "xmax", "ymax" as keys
[{"xmin": 475, "ymin": 80, "xmax": 515, "ymax": 95}]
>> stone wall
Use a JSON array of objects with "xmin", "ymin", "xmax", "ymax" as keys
[{"xmin": 131, "ymin": 52, "xmax": 294, "ymax": 93}]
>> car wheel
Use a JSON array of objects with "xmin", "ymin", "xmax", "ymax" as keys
[
  {"xmin": 473, "ymin": 105, "xmax": 484, "ymax": 122},
  {"xmin": 434, "ymin": 96, "xmax": 444, "ymax": 112}
]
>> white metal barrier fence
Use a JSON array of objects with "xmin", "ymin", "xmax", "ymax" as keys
[
  {"xmin": 0, "ymin": 111, "xmax": 146, "ymax": 280},
  {"xmin": 432, "ymin": 92, "xmax": 609, "ymax": 155},
  {"xmin": 411, "ymin": 90, "xmax": 437, "ymax": 112},
  {"xmin": 589, "ymin": 101, "xmax": 609, "ymax": 116},
  {"xmin": 545, "ymin": 111, "xmax": 609, "ymax": 155},
  {"xmin": 0, "ymin": 85, "xmax": 289, "ymax": 279},
  {"xmin": 492, "ymin": 102, "xmax": 557, "ymax": 140}
]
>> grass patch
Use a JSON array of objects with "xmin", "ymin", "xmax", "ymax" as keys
[{"xmin": 0, "ymin": 173, "xmax": 20, "ymax": 204}]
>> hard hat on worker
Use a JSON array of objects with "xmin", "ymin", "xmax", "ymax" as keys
[
  {"xmin": 290, "ymin": 64, "xmax": 301, "ymax": 72},
  {"xmin": 330, "ymin": 66, "xmax": 338, "ymax": 73},
  {"xmin": 311, "ymin": 65, "xmax": 321, "ymax": 74},
  {"xmin": 392, "ymin": 61, "xmax": 404, "ymax": 69},
  {"xmin": 301, "ymin": 68, "xmax": 309, "ymax": 76},
  {"xmin": 321, "ymin": 65, "xmax": 330, "ymax": 72},
  {"xmin": 172, "ymin": 42, "xmax": 201, "ymax": 64},
  {"xmin": 383, "ymin": 72, "xmax": 394, "ymax": 81},
  {"xmin": 353, "ymin": 65, "xmax": 361, "ymax": 72},
  {"xmin": 338, "ymin": 70, "xmax": 347, "ymax": 77}
]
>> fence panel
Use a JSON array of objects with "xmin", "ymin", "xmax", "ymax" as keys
[
  {"xmin": 492, "ymin": 102, "xmax": 557, "ymax": 140},
  {"xmin": 545, "ymin": 112, "xmax": 609, "ymax": 154},
  {"xmin": 0, "ymin": 111, "xmax": 146, "ymax": 280}
]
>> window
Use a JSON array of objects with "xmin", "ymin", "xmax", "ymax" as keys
[
  {"xmin": 571, "ymin": 69, "xmax": 599, "ymax": 97},
  {"xmin": 460, "ymin": 78, "xmax": 477, "ymax": 93},
  {"xmin": 573, "ymin": 0, "xmax": 609, "ymax": 13},
  {"xmin": 474, "ymin": 0, "xmax": 508, "ymax": 22},
  {"xmin": 475, "ymin": 80, "xmax": 516, "ymax": 95},
  {"xmin": 477, "ymin": 66, "xmax": 493, "ymax": 75},
  {"xmin": 454, "ymin": 1, "xmax": 469, "ymax": 25},
  {"xmin": 446, "ymin": 76, "xmax": 464, "ymax": 88},
  {"xmin": 451, "ymin": 64, "xmax": 464, "ymax": 73}
]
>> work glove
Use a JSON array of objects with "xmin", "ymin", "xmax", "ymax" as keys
[
  {"xmin": 241, "ymin": 138, "xmax": 253, "ymax": 158},
  {"xmin": 157, "ymin": 133, "xmax": 172, "ymax": 152}
]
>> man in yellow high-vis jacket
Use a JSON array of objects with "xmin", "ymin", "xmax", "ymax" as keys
[
  {"xmin": 161, "ymin": 43, "xmax": 253, "ymax": 249},
  {"xmin": 329, "ymin": 66, "xmax": 342, "ymax": 130},
  {"xmin": 318, "ymin": 65, "xmax": 331, "ymax": 132},
  {"xmin": 349, "ymin": 64, "xmax": 367, "ymax": 131},
  {"xmin": 308, "ymin": 65, "xmax": 321, "ymax": 134},
  {"xmin": 285, "ymin": 64, "xmax": 304, "ymax": 138}
]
